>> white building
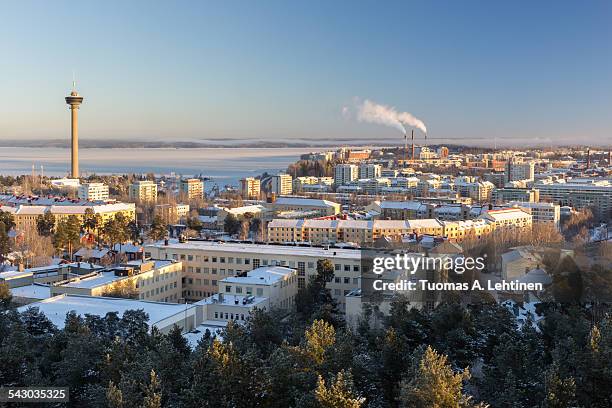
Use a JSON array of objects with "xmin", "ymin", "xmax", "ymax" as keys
[
  {"xmin": 144, "ymin": 240, "xmax": 361, "ymax": 310},
  {"xmin": 18, "ymin": 294, "xmax": 198, "ymax": 333},
  {"xmin": 334, "ymin": 164, "xmax": 358, "ymax": 186},
  {"xmin": 78, "ymin": 182, "xmax": 109, "ymax": 201},
  {"xmin": 358, "ymin": 163, "xmax": 382, "ymax": 180},
  {"xmin": 507, "ymin": 201, "xmax": 560, "ymax": 229},
  {"xmin": 506, "ymin": 159, "xmax": 535, "ymax": 182}
]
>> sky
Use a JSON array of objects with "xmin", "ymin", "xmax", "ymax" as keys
[{"xmin": 1, "ymin": 0, "xmax": 611, "ymax": 145}]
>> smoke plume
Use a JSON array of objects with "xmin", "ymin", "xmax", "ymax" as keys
[{"xmin": 355, "ymin": 99, "xmax": 427, "ymax": 135}]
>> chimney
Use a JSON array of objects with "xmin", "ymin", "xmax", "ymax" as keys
[{"xmin": 586, "ymin": 148, "xmax": 590, "ymax": 169}]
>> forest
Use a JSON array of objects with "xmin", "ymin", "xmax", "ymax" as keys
[{"xmin": 1, "ymin": 259, "xmax": 611, "ymax": 408}]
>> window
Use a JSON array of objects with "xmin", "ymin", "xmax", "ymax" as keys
[
  {"xmin": 212, "ymin": 257, "xmax": 217, "ymax": 263},
  {"xmin": 212, "ymin": 280, "xmax": 217, "ymax": 286},
  {"xmin": 344, "ymin": 277, "xmax": 350, "ymax": 284},
  {"xmin": 246, "ymin": 287, "xmax": 252, "ymax": 294},
  {"xmin": 334, "ymin": 277, "xmax": 340, "ymax": 284},
  {"xmin": 180, "ymin": 254, "xmax": 186, "ymax": 260},
  {"xmin": 335, "ymin": 264, "xmax": 341, "ymax": 271},
  {"xmin": 245, "ymin": 259, "xmax": 250, "ymax": 265},
  {"xmin": 225, "ymin": 285, "xmax": 232, "ymax": 293},
  {"xmin": 235, "ymin": 286, "xmax": 242, "ymax": 294},
  {"xmin": 188, "ymin": 255, "xmax": 193, "ymax": 261},
  {"xmin": 212, "ymin": 268, "xmax": 217, "ymax": 274},
  {"xmin": 228, "ymin": 257, "xmax": 234, "ymax": 264},
  {"xmin": 196, "ymin": 267, "xmax": 201, "ymax": 273},
  {"xmin": 307, "ymin": 262, "xmax": 314, "ymax": 269},
  {"xmin": 353, "ymin": 265, "xmax": 360, "ymax": 272},
  {"xmin": 237, "ymin": 258, "xmax": 243, "ymax": 264},
  {"xmin": 297, "ymin": 262, "xmax": 305, "ymax": 277},
  {"xmin": 220, "ymin": 257, "xmax": 226, "ymax": 263},
  {"xmin": 203, "ymin": 279, "xmax": 209, "ymax": 285},
  {"xmin": 344, "ymin": 265, "xmax": 350, "ymax": 272}
]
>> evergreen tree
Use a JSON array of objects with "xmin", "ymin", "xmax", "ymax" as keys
[
  {"xmin": 36, "ymin": 211, "xmax": 56, "ymax": 237},
  {"xmin": 399, "ymin": 346, "xmax": 476, "ymax": 408},
  {"xmin": 142, "ymin": 370, "xmax": 162, "ymax": 408},
  {"xmin": 223, "ymin": 213, "xmax": 241, "ymax": 236},
  {"xmin": 315, "ymin": 370, "xmax": 365, "ymax": 408},
  {"xmin": 148, "ymin": 215, "xmax": 167, "ymax": 241},
  {"xmin": 0, "ymin": 282, "xmax": 12, "ymax": 309},
  {"xmin": 106, "ymin": 381, "xmax": 123, "ymax": 408}
]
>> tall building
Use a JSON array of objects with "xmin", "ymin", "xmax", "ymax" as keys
[
  {"xmin": 78, "ymin": 182, "xmax": 109, "ymax": 201},
  {"xmin": 506, "ymin": 159, "xmax": 535, "ymax": 183},
  {"xmin": 129, "ymin": 180, "xmax": 158, "ymax": 202},
  {"xmin": 65, "ymin": 85, "xmax": 84, "ymax": 178},
  {"xmin": 334, "ymin": 164, "xmax": 358, "ymax": 186},
  {"xmin": 271, "ymin": 173, "xmax": 293, "ymax": 195},
  {"xmin": 240, "ymin": 177, "xmax": 261, "ymax": 200},
  {"xmin": 358, "ymin": 163, "xmax": 382, "ymax": 179},
  {"xmin": 180, "ymin": 178, "xmax": 204, "ymax": 200},
  {"xmin": 437, "ymin": 146, "xmax": 449, "ymax": 158}
]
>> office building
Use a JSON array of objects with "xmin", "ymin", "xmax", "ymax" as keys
[{"xmin": 144, "ymin": 241, "xmax": 361, "ymax": 309}]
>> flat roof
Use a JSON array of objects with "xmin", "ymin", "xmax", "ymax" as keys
[
  {"xmin": 221, "ymin": 266, "xmax": 295, "ymax": 285},
  {"xmin": 18, "ymin": 294, "xmax": 189, "ymax": 329},
  {"xmin": 194, "ymin": 293, "xmax": 267, "ymax": 307},
  {"xmin": 61, "ymin": 271, "xmax": 124, "ymax": 289},
  {"xmin": 10, "ymin": 284, "xmax": 51, "ymax": 300},
  {"xmin": 146, "ymin": 240, "xmax": 361, "ymax": 260}
]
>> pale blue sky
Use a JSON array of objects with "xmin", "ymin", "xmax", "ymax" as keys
[{"xmin": 1, "ymin": 1, "xmax": 611, "ymax": 145}]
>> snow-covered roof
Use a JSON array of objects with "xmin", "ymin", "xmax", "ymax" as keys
[
  {"xmin": 10, "ymin": 284, "xmax": 51, "ymax": 300},
  {"xmin": 221, "ymin": 266, "xmax": 295, "ymax": 285},
  {"xmin": 18, "ymin": 294, "xmax": 191, "ymax": 329}
]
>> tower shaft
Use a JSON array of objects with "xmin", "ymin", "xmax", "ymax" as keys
[{"xmin": 70, "ymin": 106, "xmax": 79, "ymax": 178}]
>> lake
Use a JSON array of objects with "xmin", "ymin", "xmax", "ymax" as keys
[{"xmin": 0, "ymin": 147, "xmax": 320, "ymax": 188}]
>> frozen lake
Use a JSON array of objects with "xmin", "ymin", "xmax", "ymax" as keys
[{"xmin": 0, "ymin": 147, "xmax": 319, "ymax": 188}]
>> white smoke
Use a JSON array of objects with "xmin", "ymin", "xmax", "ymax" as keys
[{"xmin": 355, "ymin": 99, "xmax": 427, "ymax": 135}]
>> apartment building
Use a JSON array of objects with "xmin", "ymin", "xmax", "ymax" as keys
[
  {"xmin": 334, "ymin": 164, "xmax": 358, "ymax": 186},
  {"xmin": 78, "ymin": 182, "xmax": 109, "ymax": 201},
  {"xmin": 534, "ymin": 179, "xmax": 612, "ymax": 222},
  {"xmin": 269, "ymin": 197, "xmax": 341, "ymax": 216},
  {"xmin": 271, "ymin": 173, "xmax": 293, "ymax": 195},
  {"xmin": 492, "ymin": 187, "xmax": 540, "ymax": 203},
  {"xmin": 479, "ymin": 208, "xmax": 533, "ymax": 231},
  {"xmin": 368, "ymin": 200, "xmax": 429, "ymax": 220},
  {"xmin": 144, "ymin": 241, "xmax": 362, "ymax": 309},
  {"xmin": 442, "ymin": 219, "xmax": 492, "ymax": 242},
  {"xmin": 129, "ymin": 180, "xmax": 158, "ymax": 202},
  {"xmin": 50, "ymin": 260, "xmax": 183, "ymax": 303},
  {"xmin": 358, "ymin": 163, "xmax": 382, "ymax": 179},
  {"xmin": 453, "ymin": 177, "xmax": 495, "ymax": 202},
  {"xmin": 507, "ymin": 201, "xmax": 560, "ymax": 229},
  {"xmin": 0, "ymin": 202, "xmax": 136, "ymax": 231},
  {"xmin": 267, "ymin": 218, "xmax": 445, "ymax": 245},
  {"xmin": 240, "ymin": 177, "xmax": 261, "ymax": 200},
  {"xmin": 506, "ymin": 159, "xmax": 535, "ymax": 182},
  {"xmin": 155, "ymin": 203, "xmax": 190, "ymax": 224},
  {"xmin": 179, "ymin": 178, "xmax": 204, "ymax": 200}
]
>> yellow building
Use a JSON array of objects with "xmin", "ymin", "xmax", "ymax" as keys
[
  {"xmin": 129, "ymin": 180, "xmax": 158, "ymax": 202},
  {"xmin": 1, "ymin": 202, "xmax": 136, "ymax": 230},
  {"xmin": 180, "ymin": 179, "xmax": 204, "ymax": 200},
  {"xmin": 240, "ymin": 177, "xmax": 261, "ymax": 200},
  {"xmin": 51, "ymin": 260, "xmax": 182, "ymax": 303}
]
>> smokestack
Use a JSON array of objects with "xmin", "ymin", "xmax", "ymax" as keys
[
  {"xmin": 411, "ymin": 129, "xmax": 415, "ymax": 162},
  {"xmin": 404, "ymin": 132, "xmax": 407, "ymax": 168},
  {"xmin": 586, "ymin": 148, "xmax": 590, "ymax": 169}
]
